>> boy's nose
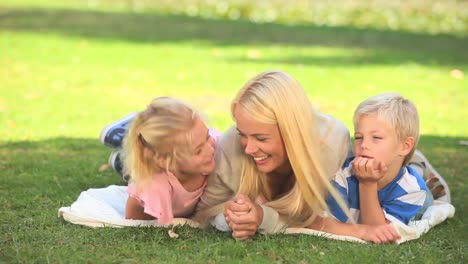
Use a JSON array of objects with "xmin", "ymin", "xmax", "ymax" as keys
[{"xmin": 360, "ymin": 140, "xmax": 369, "ymax": 150}]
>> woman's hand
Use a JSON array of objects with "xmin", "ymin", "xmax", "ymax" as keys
[{"xmin": 224, "ymin": 194, "xmax": 263, "ymax": 240}]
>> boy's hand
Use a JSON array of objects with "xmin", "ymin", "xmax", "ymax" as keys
[
  {"xmin": 352, "ymin": 157, "xmax": 388, "ymax": 183},
  {"xmin": 361, "ymin": 224, "xmax": 401, "ymax": 244}
]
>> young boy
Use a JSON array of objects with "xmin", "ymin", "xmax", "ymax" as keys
[{"xmin": 328, "ymin": 93, "xmax": 428, "ymax": 225}]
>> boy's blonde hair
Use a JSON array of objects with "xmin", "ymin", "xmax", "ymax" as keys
[
  {"xmin": 231, "ymin": 70, "xmax": 349, "ymax": 226},
  {"xmin": 353, "ymin": 92, "xmax": 419, "ymax": 165},
  {"xmin": 122, "ymin": 97, "xmax": 202, "ymax": 190}
]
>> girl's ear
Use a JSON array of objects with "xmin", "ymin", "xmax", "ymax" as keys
[
  {"xmin": 399, "ymin": 136, "xmax": 415, "ymax": 156},
  {"xmin": 154, "ymin": 155, "xmax": 168, "ymax": 170}
]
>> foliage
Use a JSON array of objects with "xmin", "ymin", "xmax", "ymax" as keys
[{"xmin": 81, "ymin": 0, "xmax": 468, "ymax": 36}]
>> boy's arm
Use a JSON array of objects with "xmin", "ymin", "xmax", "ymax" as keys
[
  {"xmin": 353, "ymin": 157, "xmax": 388, "ymax": 225},
  {"xmin": 359, "ymin": 182, "xmax": 388, "ymax": 224},
  {"xmin": 308, "ymin": 216, "xmax": 400, "ymax": 244},
  {"xmin": 381, "ymin": 189, "xmax": 426, "ymax": 225}
]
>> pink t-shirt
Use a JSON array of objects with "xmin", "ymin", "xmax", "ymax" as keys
[
  {"xmin": 127, "ymin": 128, "xmax": 221, "ymax": 225},
  {"xmin": 127, "ymin": 171, "xmax": 206, "ymax": 225}
]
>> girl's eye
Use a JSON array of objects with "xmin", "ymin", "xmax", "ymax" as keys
[
  {"xmin": 373, "ymin": 136, "xmax": 382, "ymax": 140},
  {"xmin": 354, "ymin": 136, "xmax": 362, "ymax": 140}
]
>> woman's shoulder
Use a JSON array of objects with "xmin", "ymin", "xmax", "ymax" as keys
[
  {"xmin": 217, "ymin": 126, "xmax": 243, "ymax": 156},
  {"xmin": 315, "ymin": 112, "xmax": 352, "ymax": 177},
  {"xmin": 210, "ymin": 126, "xmax": 244, "ymax": 188},
  {"xmin": 316, "ymin": 112, "xmax": 350, "ymax": 141}
]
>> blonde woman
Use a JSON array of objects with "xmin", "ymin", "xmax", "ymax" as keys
[{"xmin": 194, "ymin": 70, "xmax": 400, "ymax": 243}]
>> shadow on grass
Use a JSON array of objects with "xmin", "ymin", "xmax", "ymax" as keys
[
  {"xmin": 1, "ymin": 7, "xmax": 467, "ymax": 66},
  {"xmin": 0, "ymin": 135, "xmax": 466, "ymax": 263},
  {"xmin": 0, "ymin": 138, "xmax": 121, "ymax": 200}
]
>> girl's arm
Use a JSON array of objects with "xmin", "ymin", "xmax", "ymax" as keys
[
  {"xmin": 125, "ymin": 196, "xmax": 155, "ymax": 220},
  {"xmin": 308, "ymin": 216, "xmax": 400, "ymax": 244}
]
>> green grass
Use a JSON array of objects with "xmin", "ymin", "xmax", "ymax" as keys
[{"xmin": 1, "ymin": 1, "xmax": 467, "ymax": 263}]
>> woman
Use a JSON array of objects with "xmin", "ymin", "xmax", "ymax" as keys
[{"xmin": 194, "ymin": 70, "xmax": 400, "ymax": 243}]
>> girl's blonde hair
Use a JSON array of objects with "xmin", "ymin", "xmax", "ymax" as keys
[
  {"xmin": 231, "ymin": 70, "xmax": 349, "ymax": 227},
  {"xmin": 122, "ymin": 97, "xmax": 202, "ymax": 190},
  {"xmin": 354, "ymin": 92, "xmax": 419, "ymax": 165}
]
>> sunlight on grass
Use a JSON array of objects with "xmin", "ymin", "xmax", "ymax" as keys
[
  {"xmin": 0, "ymin": 2, "xmax": 467, "ymax": 263},
  {"xmin": 1, "ymin": 31, "xmax": 466, "ymax": 140}
]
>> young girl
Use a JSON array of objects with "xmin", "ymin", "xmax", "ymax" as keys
[{"xmin": 122, "ymin": 97, "xmax": 219, "ymax": 224}]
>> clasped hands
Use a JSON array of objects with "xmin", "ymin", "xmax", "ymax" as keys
[{"xmin": 224, "ymin": 194, "xmax": 263, "ymax": 240}]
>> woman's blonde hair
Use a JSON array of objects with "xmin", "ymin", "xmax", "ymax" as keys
[
  {"xmin": 354, "ymin": 92, "xmax": 419, "ymax": 165},
  {"xmin": 231, "ymin": 70, "xmax": 349, "ymax": 227},
  {"xmin": 122, "ymin": 97, "xmax": 202, "ymax": 190}
]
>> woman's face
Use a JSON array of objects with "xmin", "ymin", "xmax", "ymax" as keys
[{"xmin": 233, "ymin": 106, "xmax": 290, "ymax": 176}]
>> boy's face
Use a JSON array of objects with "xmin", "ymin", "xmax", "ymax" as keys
[{"xmin": 353, "ymin": 113, "xmax": 406, "ymax": 169}]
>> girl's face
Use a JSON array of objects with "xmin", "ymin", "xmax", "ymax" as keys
[
  {"xmin": 233, "ymin": 106, "xmax": 290, "ymax": 176},
  {"xmin": 175, "ymin": 118, "xmax": 216, "ymax": 178}
]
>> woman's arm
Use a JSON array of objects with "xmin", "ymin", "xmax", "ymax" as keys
[{"xmin": 196, "ymin": 127, "xmax": 290, "ymax": 235}]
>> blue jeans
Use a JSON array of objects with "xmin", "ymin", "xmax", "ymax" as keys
[{"xmin": 412, "ymin": 188, "xmax": 434, "ymax": 220}]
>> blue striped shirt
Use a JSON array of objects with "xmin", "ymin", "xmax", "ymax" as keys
[{"xmin": 327, "ymin": 159, "xmax": 427, "ymax": 225}]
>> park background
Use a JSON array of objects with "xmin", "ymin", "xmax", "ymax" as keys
[{"xmin": 1, "ymin": 0, "xmax": 467, "ymax": 263}]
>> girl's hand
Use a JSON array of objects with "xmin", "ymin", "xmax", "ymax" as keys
[
  {"xmin": 224, "ymin": 194, "xmax": 263, "ymax": 240},
  {"xmin": 352, "ymin": 157, "xmax": 387, "ymax": 183}
]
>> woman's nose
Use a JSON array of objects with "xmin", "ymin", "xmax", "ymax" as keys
[{"xmin": 244, "ymin": 139, "xmax": 258, "ymax": 154}]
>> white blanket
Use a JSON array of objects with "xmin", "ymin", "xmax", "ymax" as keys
[{"xmin": 58, "ymin": 185, "xmax": 455, "ymax": 244}]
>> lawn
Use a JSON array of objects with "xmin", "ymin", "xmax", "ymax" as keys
[{"xmin": 0, "ymin": 0, "xmax": 467, "ymax": 263}]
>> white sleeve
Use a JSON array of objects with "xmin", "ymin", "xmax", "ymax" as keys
[{"xmin": 211, "ymin": 213, "xmax": 231, "ymax": 232}]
